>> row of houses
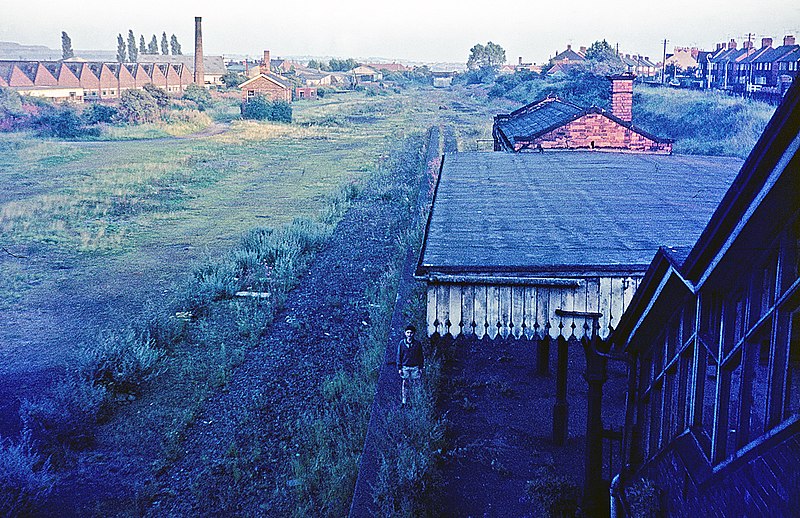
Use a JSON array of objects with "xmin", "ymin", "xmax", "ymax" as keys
[
  {"xmin": 705, "ymin": 36, "xmax": 799, "ymax": 93},
  {"xmin": 0, "ymin": 56, "xmax": 226, "ymax": 103}
]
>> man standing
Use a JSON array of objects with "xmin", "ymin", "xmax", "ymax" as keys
[{"xmin": 397, "ymin": 324, "xmax": 424, "ymax": 407}]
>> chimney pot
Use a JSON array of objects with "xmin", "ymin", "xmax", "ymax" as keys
[
  {"xmin": 519, "ymin": 56, "xmax": 523, "ymax": 65},
  {"xmin": 566, "ymin": 44, "xmax": 572, "ymax": 51},
  {"xmin": 761, "ymin": 37, "xmax": 773, "ymax": 48},
  {"xmin": 784, "ymin": 35, "xmax": 795, "ymax": 46},
  {"xmin": 729, "ymin": 39, "xmax": 737, "ymax": 50}
]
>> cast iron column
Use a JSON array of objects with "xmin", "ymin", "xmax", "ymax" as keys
[
  {"xmin": 583, "ymin": 334, "xmax": 609, "ymax": 517},
  {"xmin": 552, "ymin": 336, "xmax": 569, "ymax": 445}
]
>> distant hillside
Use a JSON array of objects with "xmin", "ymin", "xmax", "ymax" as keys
[{"xmin": 0, "ymin": 41, "xmax": 115, "ymax": 62}]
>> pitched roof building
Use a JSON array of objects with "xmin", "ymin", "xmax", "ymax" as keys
[
  {"xmin": 493, "ymin": 74, "xmax": 673, "ymax": 153},
  {"xmin": 611, "ymin": 76, "xmax": 800, "ymax": 517},
  {"xmin": 138, "ymin": 54, "xmax": 226, "ymax": 88}
]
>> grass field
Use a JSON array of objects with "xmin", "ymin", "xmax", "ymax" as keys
[{"xmin": 0, "ymin": 85, "xmax": 501, "ymax": 514}]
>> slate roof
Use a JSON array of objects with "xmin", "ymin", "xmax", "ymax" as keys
[
  {"xmin": 137, "ymin": 55, "xmax": 226, "ymax": 75},
  {"xmin": 493, "ymin": 96, "xmax": 672, "ymax": 149},
  {"xmin": 416, "ymin": 151, "xmax": 743, "ymax": 276}
]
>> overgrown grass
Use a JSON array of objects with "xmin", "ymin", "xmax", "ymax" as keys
[
  {"xmin": 289, "ymin": 134, "xmax": 429, "ymax": 516},
  {"xmin": 0, "ymin": 430, "xmax": 55, "ymax": 517},
  {"xmin": 633, "ymin": 87, "xmax": 774, "ymax": 157}
]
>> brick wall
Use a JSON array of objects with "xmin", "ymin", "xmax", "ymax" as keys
[
  {"xmin": 623, "ymin": 423, "xmax": 799, "ymax": 516},
  {"xmin": 515, "ymin": 113, "xmax": 672, "ymax": 153},
  {"xmin": 242, "ymin": 76, "xmax": 291, "ymax": 103}
]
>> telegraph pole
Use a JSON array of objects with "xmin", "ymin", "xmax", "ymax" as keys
[{"xmin": 661, "ymin": 39, "xmax": 668, "ymax": 84}]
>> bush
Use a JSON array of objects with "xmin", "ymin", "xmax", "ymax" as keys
[
  {"xmin": 20, "ymin": 376, "xmax": 107, "ymax": 453},
  {"xmin": 526, "ymin": 469, "xmax": 581, "ymax": 517},
  {"xmin": 183, "ymin": 83, "xmax": 213, "ymax": 111},
  {"xmin": 142, "ymin": 83, "xmax": 170, "ymax": 109},
  {"xmin": 35, "ymin": 104, "xmax": 99, "ymax": 139},
  {"xmin": 117, "ymin": 89, "xmax": 160, "ymax": 123},
  {"xmin": 0, "ymin": 430, "xmax": 55, "ymax": 516},
  {"xmin": 624, "ymin": 478, "xmax": 661, "ymax": 518},
  {"xmin": 221, "ymin": 71, "xmax": 248, "ymax": 89},
  {"xmin": 240, "ymin": 95, "xmax": 292, "ymax": 122},
  {"xmin": 81, "ymin": 103, "xmax": 117, "ymax": 125},
  {"xmin": 80, "ymin": 328, "xmax": 165, "ymax": 395},
  {"xmin": 0, "ymin": 86, "xmax": 25, "ymax": 130}
]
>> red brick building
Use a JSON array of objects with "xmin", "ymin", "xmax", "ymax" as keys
[
  {"xmin": 493, "ymin": 73, "xmax": 673, "ymax": 154},
  {"xmin": 238, "ymin": 50, "xmax": 293, "ymax": 103}
]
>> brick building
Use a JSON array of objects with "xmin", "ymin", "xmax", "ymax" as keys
[
  {"xmin": 493, "ymin": 73, "xmax": 673, "ymax": 153},
  {"xmin": 610, "ymin": 78, "xmax": 800, "ymax": 516}
]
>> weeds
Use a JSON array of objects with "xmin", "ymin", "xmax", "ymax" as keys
[
  {"xmin": 526, "ymin": 467, "xmax": 581, "ymax": 517},
  {"xmin": 80, "ymin": 328, "xmax": 165, "ymax": 396},
  {"xmin": 0, "ymin": 430, "xmax": 55, "ymax": 517}
]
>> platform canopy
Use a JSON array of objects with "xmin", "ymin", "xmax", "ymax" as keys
[{"xmin": 417, "ymin": 151, "xmax": 744, "ymax": 278}]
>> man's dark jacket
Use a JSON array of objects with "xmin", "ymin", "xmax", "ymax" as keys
[{"xmin": 396, "ymin": 338, "xmax": 424, "ymax": 368}]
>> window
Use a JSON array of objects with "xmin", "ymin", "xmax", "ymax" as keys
[
  {"xmin": 743, "ymin": 326, "xmax": 771, "ymax": 442},
  {"xmin": 717, "ymin": 353, "xmax": 743, "ymax": 461}
]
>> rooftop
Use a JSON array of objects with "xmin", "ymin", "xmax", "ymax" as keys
[{"xmin": 417, "ymin": 151, "xmax": 743, "ymax": 276}]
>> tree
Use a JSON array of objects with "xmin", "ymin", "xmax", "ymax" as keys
[
  {"xmin": 61, "ymin": 31, "xmax": 74, "ymax": 60},
  {"xmin": 583, "ymin": 40, "xmax": 625, "ymax": 74},
  {"xmin": 161, "ymin": 32, "xmax": 169, "ymax": 55},
  {"xmin": 148, "ymin": 35, "xmax": 158, "ymax": 55},
  {"xmin": 117, "ymin": 89, "xmax": 159, "ymax": 123},
  {"xmin": 127, "ymin": 30, "xmax": 138, "ymax": 63},
  {"xmin": 221, "ymin": 71, "xmax": 247, "ymax": 89},
  {"xmin": 183, "ymin": 83, "xmax": 212, "ymax": 110},
  {"xmin": 584, "ymin": 40, "xmax": 615, "ymax": 61},
  {"xmin": 139, "ymin": 35, "xmax": 146, "ymax": 55},
  {"xmin": 142, "ymin": 83, "xmax": 169, "ymax": 109},
  {"xmin": 116, "ymin": 34, "xmax": 126, "ymax": 63},
  {"xmin": 170, "ymin": 34, "xmax": 182, "ymax": 55},
  {"xmin": 328, "ymin": 58, "xmax": 359, "ymax": 72},
  {"xmin": 467, "ymin": 41, "xmax": 506, "ymax": 70}
]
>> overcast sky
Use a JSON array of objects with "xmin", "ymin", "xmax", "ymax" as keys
[{"xmin": 2, "ymin": 0, "xmax": 800, "ymax": 64}]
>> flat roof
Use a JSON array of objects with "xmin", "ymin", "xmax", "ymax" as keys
[{"xmin": 417, "ymin": 151, "xmax": 744, "ymax": 276}]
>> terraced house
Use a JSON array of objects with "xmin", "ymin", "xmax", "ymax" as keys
[{"xmin": 611, "ymin": 77, "xmax": 800, "ymax": 516}]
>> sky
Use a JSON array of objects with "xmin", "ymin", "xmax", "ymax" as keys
[{"xmin": 2, "ymin": 0, "xmax": 800, "ymax": 65}]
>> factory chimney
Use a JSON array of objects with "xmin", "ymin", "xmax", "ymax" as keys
[{"xmin": 194, "ymin": 16, "xmax": 204, "ymax": 86}]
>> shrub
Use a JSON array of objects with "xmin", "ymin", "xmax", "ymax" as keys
[
  {"xmin": 80, "ymin": 328, "xmax": 165, "ymax": 396},
  {"xmin": 526, "ymin": 468, "xmax": 581, "ymax": 517},
  {"xmin": 117, "ymin": 89, "xmax": 160, "ymax": 124},
  {"xmin": 221, "ymin": 71, "xmax": 248, "ymax": 89},
  {"xmin": 624, "ymin": 478, "xmax": 661, "ymax": 518},
  {"xmin": 240, "ymin": 95, "xmax": 292, "ymax": 122},
  {"xmin": 183, "ymin": 83, "xmax": 213, "ymax": 111},
  {"xmin": 0, "ymin": 86, "xmax": 25, "ymax": 130},
  {"xmin": 20, "ymin": 376, "xmax": 107, "ymax": 453},
  {"xmin": 35, "ymin": 104, "xmax": 99, "ymax": 139},
  {"xmin": 142, "ymin": 83, "xmax": 170, "ymax": 109},
  {"xmin": 0, "ymin": 430, "xmax": 55, "ymax": 516},
  {"xmin": 81, "ymin": 103, "xmax": 117, "ymax": 125}
]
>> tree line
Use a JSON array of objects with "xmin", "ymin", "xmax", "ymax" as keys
[
  {"xmin": 116, "ymin": 30, "xmax": 182, "ymax": 63},
  {"xmin": 59, "ymin": 31, "xmax": 182, "ymax": 62}
]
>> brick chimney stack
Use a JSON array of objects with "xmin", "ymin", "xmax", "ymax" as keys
[
  {"xmin": 261, "ymin": 50, "xmax": 271, "ymax": 75},
  {"xmin": 761, "ymin": 37, "xmax": 773, "ymax": 48},
  {"xmin": 608, "ymin": 73, "xmax": 634, "ymax": 122},
  {"xmin": 728, "ymin": 39, "xmax": 737, "ymax": 50},
  {"xmin": 194, "ymin": 17, "xmax": 204, "ymax": 85},
  {"xmin": 785, "ymin": 35, "xmax": 796, "ymax": 46},
  {"xmin": 518, "ymin": 56, "xmax": 523, "ymax": 65}
]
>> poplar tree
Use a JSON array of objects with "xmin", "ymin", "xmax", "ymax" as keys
[
  {"xmin": 170, "ymin": 34, "xmax": 182, "ymax": 55},
  {"xmin": 116, "ymin": 34, "xmax": 126, "ymax": 63},
  {"xmin": 148, "ymin": 35, "xmax": 159, "ymax": 55},
  {"xmin": 127, "ymin": 30, "xmax": 138, "ymax": 62},
  {"xmin": 161, "ymin": 32, "xmax": 169, "ymax": 55},
  {"xmin": 139, "ymin": 35, "xmax": 146, "ymax": 54},
  {"xmin": 61, "ymin": 31, "xmax": 74, "ymax": 60}
]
